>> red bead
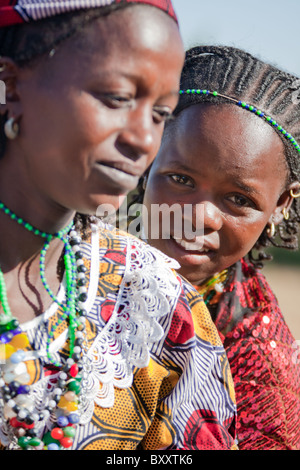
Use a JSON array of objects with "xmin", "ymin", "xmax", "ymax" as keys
[
  {"xmin": 23, "ymin": 422, "xmax": 35, "ymax": 430},
  {"xmin": 51, "ymin": 427, "xmax": 64, "ymax": 440},
  {"xmin": 10, "ymin": 417, "xmax": 21, "ymax": 428},
  {"xmin": 10, "ymin": 417, "xmax": 35, "ymax": 430},
  {"xmin": 69, "ymin": 364, "xmax": 78, "ymax": 378},
  {"xmin": 60, "ymin": 437, "xmax": 73, "ymax": 448}
]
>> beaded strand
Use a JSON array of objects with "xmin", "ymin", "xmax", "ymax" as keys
[
  {"xmin": 196, "ymin": 269, "xmax": 228, "ymax": 306},
  {"xmin": 0, "ymin": 201, "xmax": 88, "ymax": 450},
  {"xmin": 0, "ymin": 201, "xmax": 73, "ymax": 240},
  {"xmin": 39, "ymin": 234, "xmax": 80, "ymax": 365},
  {"xmin": 179, "ymin": 89, "xmax": 300, "ymax": 153}
]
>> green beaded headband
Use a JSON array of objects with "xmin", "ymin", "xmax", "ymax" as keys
[{"xmin": 179, "ymin": 89, "xmax": 300, "ymax": 153}]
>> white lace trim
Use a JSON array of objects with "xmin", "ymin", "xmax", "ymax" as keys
[{"xmin": 78, "ymin": 232, "xmax": 181, "ymax": 422}]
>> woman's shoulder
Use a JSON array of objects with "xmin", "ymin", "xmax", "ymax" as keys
[
  {"xmin": 223, "ymin": 259, "xmax": 300, "ymax": 450},
  {"xmin": 212, "ymin": 257, "xmax": 296, "ymax": 341},
  {"xmin": 218, "ymin": 257, "xmax": 297, "ymax": 353},
  {"xmin": 238, "ymin": 257, "xmax": 290, "ymax": 327}
]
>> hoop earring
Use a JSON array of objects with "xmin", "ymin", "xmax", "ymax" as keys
[
  {"xmin": 0, "ymin": 58, "xmax": 5, "ymax": 72},
  {"xmin": 267, "ymin": 222, "xmax": 276, "ymax": 238},
  {"xmin": 290, "ymin": 188, "xmax": 300, "ymax": 199},
  {"xmin": 282, "ymin": 207, "xmax": 290, "ymax": 220},
  {"xmin": 4, "ymin": 117, "xmax": 19, "ymax": 140},
  {"xmin": 142, "ymin": 175, "xmax": 148, "ymax": 191}
]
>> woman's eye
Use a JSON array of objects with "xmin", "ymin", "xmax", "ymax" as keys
[
  {"xmin": 110, "ymin": 96, "xmax": 132, "ymax": 106},
  {"xmin": 228, "ymin": 194, "xmax": 255, "ymax": 208},
  {"xmin": 153, "ymin": 107, "xmax": 174, "ymax": 124},
  {"xmin": 170, "ymin": 174, "xmax": 194, "ymax": 187},
  {"xmin": 100, "ymin": 93, "xmax": 133, "ymax": 108}
]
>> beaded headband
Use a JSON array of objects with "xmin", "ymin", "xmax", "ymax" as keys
[{"xmin": 179, "ymin": 89, "xmax": 300, "ymax": 154}]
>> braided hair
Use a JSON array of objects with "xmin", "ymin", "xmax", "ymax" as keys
[{"xmin": 176, "ymin": 45, "xmax": 300, "ymax": 265}]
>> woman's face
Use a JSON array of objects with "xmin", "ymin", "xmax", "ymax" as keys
[
  {"xmin": 143, "ymin": 103, "xmax": 290, "ymax": 284},
  {"xmin": 2, "ymin": 6, "xmax": 184, "ymax": 215}
]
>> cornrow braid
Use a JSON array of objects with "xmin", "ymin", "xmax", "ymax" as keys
[{"xmin": 176, "ymin": 45, "xmax": 300, "ymax": 266}]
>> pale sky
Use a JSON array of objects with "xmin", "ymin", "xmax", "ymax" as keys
[{"xmin": 172, "ymin": 0, "xmax": 300, "ymax": 77}]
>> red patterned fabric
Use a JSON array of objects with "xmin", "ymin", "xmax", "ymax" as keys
[
  {"xmin": 206, "ymin": 258, "xmax": 300, "ymax": 450},
  {"xmin": 0, "ymin": 0, "xmax": 177, "ymax": 27},
  {"xmin": 182, "ymin": 410, "xmax": 236, "ymax": 450}
]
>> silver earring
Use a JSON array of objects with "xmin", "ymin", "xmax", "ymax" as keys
[
  {"xmin": 0, "ymin": 57, "xmax": 5, "ymax": 73},
  {"xmin": 142, "ymin": 175, "xmax": 148, "ymax": 191},
  {"xmin": 267, "ymin": 222, "xmax": 276, "ymax": 238},
  {"xmin": 4, "ymin": 117, "xmax": 19, "ymax": 140}
]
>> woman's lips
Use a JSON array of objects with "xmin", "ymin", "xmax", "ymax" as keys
[
  {"xmin": 170, "ymin": 236, "xmax": 217, "ymax": 265},
  {"xmin": 173, "ymin": 237, "xmax": 209, "ymax": 251},
  {"xmin": 94, "ymin": 162, "xmax": 140, "ymax": 192}
]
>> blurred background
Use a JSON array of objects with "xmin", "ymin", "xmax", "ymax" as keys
[{"xmin": 172, "ymin": 0, "xmax": 300, "ymax": 339}]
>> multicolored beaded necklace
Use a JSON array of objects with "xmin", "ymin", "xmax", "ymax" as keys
[
  {"xmin": 195, "ymin": 270, "xmax": 228, "ymax": 306},
  {"xmin": 0, "ymin": 201, "xmax": 87, "ymax": 450}
]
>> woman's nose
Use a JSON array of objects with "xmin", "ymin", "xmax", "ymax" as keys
[
  {"xmin": 201, "ymin": 201, "xmax": 223, "ymax": 233},
  {"xmin": 117, "ymin": 104, "xmax": 156, "ymax": 161},
  {"xmin": 181, "ymin": 200, "xmax": 223, "ymax": 240}
]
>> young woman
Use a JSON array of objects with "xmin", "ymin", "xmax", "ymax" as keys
[
  {"xmin": 140, "ymin": 45, "xmax": 300, "ymax": 450},
  {"xmin": 0, "ymin": 3, "xmax": 237, "ymax": 451}
]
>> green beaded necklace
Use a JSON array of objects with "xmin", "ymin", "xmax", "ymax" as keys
[
  {"xmin": 0, "ymin": 200, "xmax": 87, "ymax": 450},
  {"xmin": 0, "ymin": 201, "xmax": 79, "ymax": 365}
]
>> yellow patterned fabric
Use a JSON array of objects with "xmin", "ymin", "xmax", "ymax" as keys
[{"xmin": 0, "ymin": 224, "xmax": 237, "ymax": 450}]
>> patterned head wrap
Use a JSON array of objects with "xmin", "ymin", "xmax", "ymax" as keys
[{"xmin": 0, "ymin": 0, "xmax": 177, "ymax": 28}]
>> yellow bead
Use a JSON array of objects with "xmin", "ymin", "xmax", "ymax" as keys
[
  {"xmin": 0, "ymin": 343, "xmax": 16, "ymax": 361},
  {"xmin": 57, "ymin": 396, "xmax": 69, "ymax": 410},
  {"xmin": 58, "ymin": 396, "xmax": 79, "ymax": 412},
  {"xmin": 57, "ymin": 396, "xmax": 78, "ymax": 412},
  {"xmin": 66, "ymin": 402, "xmax": 78, "ymax": 412},
  {"xmin": 10, "ymin": 333, "xmax": 30, "ymax": 349}
]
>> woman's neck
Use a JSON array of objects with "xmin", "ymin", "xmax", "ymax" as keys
[
  {"xmin": 0, "ymin": 153, "xmax": 76, "ymax": 240},
  {"xmin": 0, "ymin": 197, "xmax": 76, "ymax": 323},
  {"xmin": 0, "ymin": 204, "xmax": 75, "ymax": 271}
]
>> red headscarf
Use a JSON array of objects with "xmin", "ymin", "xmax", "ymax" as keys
[{"xmin": 0, "ymin": 0, "xmax": 177, "ymax": 28}]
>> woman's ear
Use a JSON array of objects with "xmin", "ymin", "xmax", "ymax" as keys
[
  {"xmin": 0, "ymin": 57, "xmax": 22, "ymax": 117},
  {"xmin": 269, "ymin": 181, "xmax": 300, "ymax": 226}
]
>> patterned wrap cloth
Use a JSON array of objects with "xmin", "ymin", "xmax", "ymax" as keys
[
  {"xmin": 200, "ymin": 258, "xmax": 300, "ymax": 450},
  {"xmin": 0, "ymin": 225, "xmax": 237, "ymax": 450},
  {"xmin": 0, "ymin": 0, "xmax": 177, "ymax": 27}
]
